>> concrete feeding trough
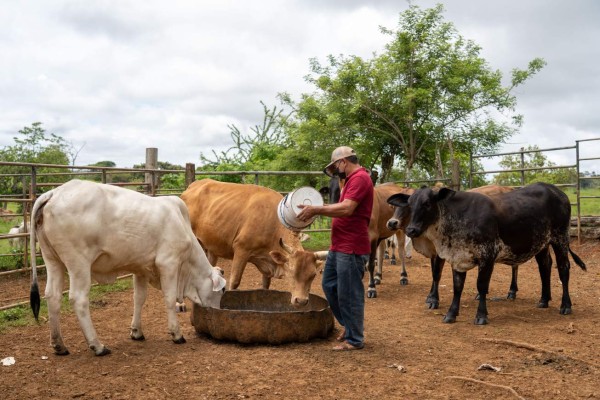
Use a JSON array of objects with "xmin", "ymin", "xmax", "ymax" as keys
[{"xmin": 191, "ymin": 289, "xmax": 334, "ymax": 344}]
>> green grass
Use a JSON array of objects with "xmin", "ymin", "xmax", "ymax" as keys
[
  {"xmin": 565, "ymin": 187, "xmax": 600, "ymax": 215},
  {"xmin": 0, "ymin": 276, "xmax": 133, "ymax": 334},
  {"xmin": 1, "ymin": 203, "xmax": 25, "ymax": 270},
  {"xmin": 300, "ymin": 231, "xmax": 331, "ymax": 251}
]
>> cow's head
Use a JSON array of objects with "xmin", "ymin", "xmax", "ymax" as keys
[
  {"xmin": 386, "ymin": 193, "xmax": 412, "ymax": 231},
  {"xmin": 269, "ymin": 238, "xmax": 327, "ymax": 306},
  {"xmin": 187, "ymin": 265, "xmax": 226, "ymax": 309},
  {"xmin": 388, "ymin": 187, "xmax": 455, "ymax": 238}
]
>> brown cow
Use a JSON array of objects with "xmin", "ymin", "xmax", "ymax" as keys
[
  {"xmin": 366, "ymin": 183, "xmax": 415, "ymax": 298},
  {"xmin": 181, "ymin": 179, "xmax": 326, "ymax": 306},
  {"xmin": 387, "ymin": 184, "xmax": 516, "ymax": 309}
]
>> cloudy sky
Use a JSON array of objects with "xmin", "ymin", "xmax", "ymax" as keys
[{"xmin": 1, "ymin": 0, "xmax": 599, "ymax": 173}]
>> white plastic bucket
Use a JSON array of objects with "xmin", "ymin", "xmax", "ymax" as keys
[{"xmin": 277, "ymin": 187, "xmax": 324, "ymax": 231}]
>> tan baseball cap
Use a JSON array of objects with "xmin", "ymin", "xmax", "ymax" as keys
[{"xmin": 323, "ymin": 146, "xmax": 356, "ymax": 177}]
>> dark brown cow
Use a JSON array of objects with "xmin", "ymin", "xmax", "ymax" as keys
[
  {"xmin": 181, "ymin": 179, "xmax": 326, "ymax": 306},
  {"xmin": 365, "ymin": 183, "xmax": 414, "ymax": 298}
]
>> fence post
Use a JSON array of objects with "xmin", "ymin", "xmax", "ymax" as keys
[
  {"xmin": 145, "ymin": 148, "xmax": 158, "ymax": 195},
  {"xmin": 185, "ymin": 163, "xmax": 196, "ymax": 188},
  {"xmin": 451, "ymin": 159, "xmax": 461, "ymax": 191},
  {"xmin": 468, "ymin": 152, "xmax": 473, "ymax": 189},
  {"xmin": 26, "ymin": 166, "xmax": 37, "ymax": 269},
  {"xmin": 520, "ymin": 147, "xmax": 525, "ymax": 186},
  {"xmin": 576, "ymin": 141, "xmax": 581, "ymax": 245}
]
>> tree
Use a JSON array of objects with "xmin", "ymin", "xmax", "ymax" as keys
[
  {"xmin": 0, "ymin": 122, "xmax": 73, "ymax": 197},
  {"xmin": 281, "ymin": 4, "xmax": 545, "ymax": 183},
  {"xmin": 198, "ymin": 101, "xmax": 300, "ymax": 188},
  {"xmin": 492, "ymin": 145, "xmax": 577, "ymax": 186}
]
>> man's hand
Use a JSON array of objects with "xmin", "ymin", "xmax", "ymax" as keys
[{"xmin": 297, "ymin": 204, "xmax": 315, "ymax": 222}]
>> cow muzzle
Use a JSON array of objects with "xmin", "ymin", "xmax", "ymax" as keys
[
  {"xmin": 387, "ymin": 219, "xmax": 399, "ymax": 231},
  {"xmin": 291, "ymin": 295, "xmax": 309, "ymax": 307},
  {"xmin": 405, "ymin": 226, "xmax": 421, "ymax": 238}
]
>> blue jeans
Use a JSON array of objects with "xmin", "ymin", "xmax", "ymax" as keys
[{"xmin": 322, "ymin": 251, "xmax": 368, "ymax": 347}]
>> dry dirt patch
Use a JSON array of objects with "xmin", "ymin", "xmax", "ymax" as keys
[{"xmin": 1, "ymin": 241, "xmax": 599, "ymax": 399}]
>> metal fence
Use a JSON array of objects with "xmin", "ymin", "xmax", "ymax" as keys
[
  {"xmin": 2, "ymin": 138, "xmax": 598, "ymax": 283},
  {"xmin": 469, "ymin": 138, "xmax": 600, "ymax": 242},
  {"xmin": 0, "ymin": 159, "xmax": 335, "ymax": 281}
]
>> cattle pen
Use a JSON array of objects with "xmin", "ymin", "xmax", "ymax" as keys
[
  {"xmin": 1, "ymin": 146, "xmax": 599, "ymax": 399},
  {"xmin": 1, "ymin": 139, "xmax": 600, "ymax": 311}
]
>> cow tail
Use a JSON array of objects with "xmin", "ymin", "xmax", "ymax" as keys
[
  {"xmin": 29, "ymin": 190, "xmax": 53, "ymax": 321},
  {"xmin": 569, "ymin": 247, "xmax": 587, "ymax": 271}
]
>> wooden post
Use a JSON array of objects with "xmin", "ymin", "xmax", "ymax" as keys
[
  {"xmin": 145, "ymin": 148, "xmax": 158, "ymax": 195},
  {"xmin": 520, "ymin": 147, "xmax": 525, "ymax": 186},
  {"xmin": 451, "ymin": 159, "xmax": 461, "ymax": 191},
  {"xmin": 185, "ymin": 163, "xmax": 196, "ymax": 188}
]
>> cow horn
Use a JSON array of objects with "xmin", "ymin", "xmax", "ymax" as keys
[
  {"xmin": 279, "ymin": 238, "xmax": 294, "ymax": 254},
  {"xmin": 314, "ymin": 251, "xmax": 328, "ymax": 260}
]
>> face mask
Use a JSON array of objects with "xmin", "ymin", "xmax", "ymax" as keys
[{"xmin": 334, "ymin": 161, "xmax": 346, "ymax": 180}]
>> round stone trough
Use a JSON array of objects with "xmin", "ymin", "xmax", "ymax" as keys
[{"xmin": 191, "ymin": 289, "xmax": 334, "ymax": 344}]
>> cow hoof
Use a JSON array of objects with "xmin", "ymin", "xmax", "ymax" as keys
[
  {"xmin": 384, "ymin": 253, "xmax": 389, "ymax": 260},
  {"xmin": 54, "ymin": 346, "xmax": 70, "ymax": 356},
  {"xmin": 400, "ymin": 277, "xmax": 408, "ymax": 286},
  {"xmin": 367, "ymin": 289, "xmax": 377, "ymax": 299},
  {"xmin": 474, "ymin": 317, "xmax": 488, "ymax": 325},
  {"xmin": 427, "ymin": 301, "xmax": 439, "ymax": 310},
  {"xmin": 173, "ymin": 336, "xmax": 187, "ymax": 344},
  {"xmin": 391, "ymin": 259, "xmax": 397, "ymax": 265},
  {"xmin": 131, "ymin": 334, "xmax": 145, "ymax": 341},
  {"xmin": 537, "ymin": 301, "xmax": 549, "ymax": 308},
  {"xmin": 560, "ymin": 307, "xmax": 572, "ymax": 315},
  {"xmin": 507, "ymin": 291, "xmax": 517, "ymax": 300},
  {"xmin": 94, "ymin": 347, "xmax": 111, "ymax": 356},
  {"xmin": 442, "ymin": 315, "xmax": 456, "ymax": 323}
]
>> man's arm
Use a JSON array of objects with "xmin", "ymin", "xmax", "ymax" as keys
[{"xmin": 297, "ymin": 198, "xmax": 358, "ymax": 221}]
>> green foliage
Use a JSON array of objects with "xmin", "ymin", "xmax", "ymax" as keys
[
  {"xmin": 276, "ymin": 4, "xmax": 545, "ymax": 183},
  {"xmin": 492, "ymin": 145, "xmax": 577, "ymax": 186},
  {"xmin": 1, "ymin": 307, "xmax": 25, "ymax": 322},
  {"xmin": 0, "ymin": 123, "xmax": 73, "ymax": 197},
  {"xmin": 198, "ymin": 101, "xmax": 301, "ymax": 189}
]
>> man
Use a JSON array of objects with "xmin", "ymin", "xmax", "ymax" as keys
[{"xmin": 297, "ymin": 146, "xmax": 374, "ymax": 351}]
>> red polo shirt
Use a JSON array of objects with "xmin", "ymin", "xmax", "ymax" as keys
[{"xmin": 330, "ymin": 167, "xmax": 373, "ymax": 255}]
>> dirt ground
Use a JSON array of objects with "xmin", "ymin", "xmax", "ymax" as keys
[{"xmin": 1, "ymin": 240, "xmax": 599, "ymax": 400}]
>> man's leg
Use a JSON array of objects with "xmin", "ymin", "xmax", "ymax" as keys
[
  {"xmin": 322, "ymin": 252, "xmax": 344, "ymax": 327},
  {"xmin": 337, "ymin": 253, "xmax": 366, "ymax": 348}
]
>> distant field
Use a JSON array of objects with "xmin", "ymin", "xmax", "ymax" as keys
[{"xmin": 565, "ymin": 187, "xmax": 600, "ymax": 215}]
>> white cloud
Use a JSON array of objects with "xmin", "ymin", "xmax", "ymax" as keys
[{"xmin": 1, "ymin": 0, "xmax": 599, "ymax": 172}]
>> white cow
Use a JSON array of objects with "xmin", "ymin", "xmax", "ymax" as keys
[
  {"xmin": 8, "ymin": 221, "xmax": 25, "ymax": 248},
  {"xmin": 29, "ymin": 180, "xmax": 226, "ymax": 356}
]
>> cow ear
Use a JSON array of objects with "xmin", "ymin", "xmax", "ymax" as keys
[
  {"xmin": 436, "ymin": 187, "xmax": 455, "ymax": 200},
  {"xmin": 269, "ymin": 250, "xmax": 289, "ymax": 265},
  {"xmin": 211, "ymin": 268, "xmax": 226, "ymax": 292},
  {"xmin": 316, "ymin": 260, "xmax": 324, "ymax": 273},
  {"xmin": 387, "ymin": 193, "xmax": 410, "ymax": 207}
]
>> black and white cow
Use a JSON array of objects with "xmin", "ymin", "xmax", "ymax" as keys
[
  {"xmin": 388, "ymin": 182, "xmax": 586, "ymax": 325},
  {"xmin": 387, "ymin": 185, "xmax": 519, "ymax": 309}
]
